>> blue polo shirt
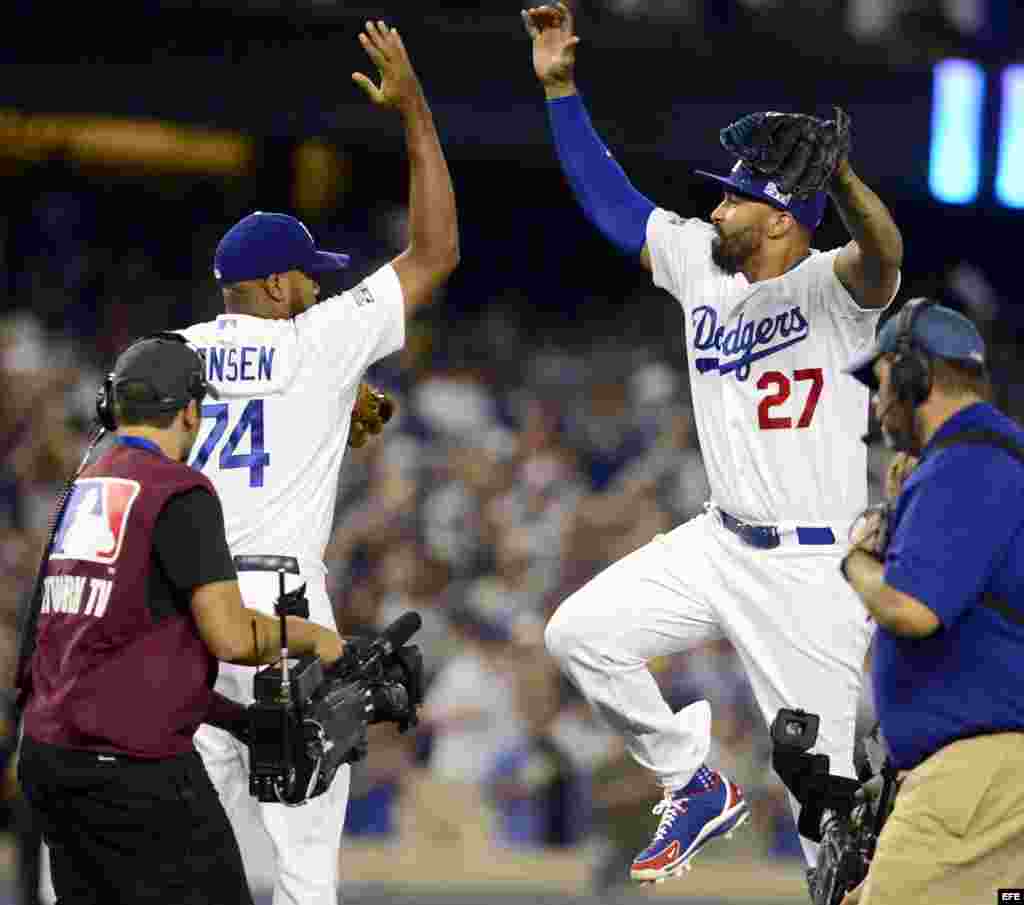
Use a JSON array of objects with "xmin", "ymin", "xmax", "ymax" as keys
[{"xmin": 874, "ymin": 402, "xmax": 1024, "ymax": 770}]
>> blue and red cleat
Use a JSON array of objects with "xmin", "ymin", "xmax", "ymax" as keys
[{"xmin": 630, "ymin": 766, "xmax": 749, "ymax": 883}]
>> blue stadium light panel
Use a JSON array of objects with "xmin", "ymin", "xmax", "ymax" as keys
[
  {"xmin": 996, "ymin": 65, "xmax": 1024, "ymax": 209},
  {"xmin": 929, "ymin": 59, "xmax": 985, "ymax": 205}
]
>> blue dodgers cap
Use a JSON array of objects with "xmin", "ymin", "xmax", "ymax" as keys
[
  {"xmin": 695, "ymin": 160, "xmax": 828, "ymax": 231},
  {"xmin": 213, "ymin": 212, "xmax": 350, "ymax": 284},
  {"xmin": 844, "ymin": 302, "xmax": 987, "ymax": 390}
]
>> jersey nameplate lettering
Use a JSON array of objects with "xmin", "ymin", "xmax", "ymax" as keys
[{"xmin": 193, "ymin": 345, "xmax": 275, "ymax": 383}]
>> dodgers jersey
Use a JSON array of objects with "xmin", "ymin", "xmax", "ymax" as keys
[
  {"xmin": 178, "ymin": 265, "xmax": 405, "ymax": 577},
  {"xmin": 646, "ymin": 208, "xmax": 890, "ymax": 526}
]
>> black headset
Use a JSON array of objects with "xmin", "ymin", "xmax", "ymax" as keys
[
  {"xmin": 888, "ymin": 298, "xmax": 936, "ymax": 407},
  {"xmin": 95, "ymin": 332, "xmax": 210, "ymax": 431}
]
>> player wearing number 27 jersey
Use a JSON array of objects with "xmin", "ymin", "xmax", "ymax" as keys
[
  {"xmin": 651, "ymin": 211, "xmax": 877, "ymax": 525},
  {"xmin": 522, "ymin": 2, "xmax": 903, "ymax": 890},
  {"xmin": 175, "ymin": 22, "xmax": 458, "ymax": 905}
]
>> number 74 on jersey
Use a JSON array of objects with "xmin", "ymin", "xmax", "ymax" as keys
[{"xmin": 190, "ymin": 400, "xmax": 270, "ymax": 487}]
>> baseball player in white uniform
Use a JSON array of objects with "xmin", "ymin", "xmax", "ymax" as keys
[
  {"xmin": 522, "ymin": 3, "xmax": 903, "ymax": 889},
  {"xmin": 179, "ymin": 21, "xmax": 458, "ymax": 905}
]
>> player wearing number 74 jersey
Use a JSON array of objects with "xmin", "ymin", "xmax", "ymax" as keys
[
  {"xmin": 522, "ymin": 2, "xmax": 903, "ymax": 889},
  {"xmin": 177, "ymin": 21, "xmax": 458, "ymax": 905}
]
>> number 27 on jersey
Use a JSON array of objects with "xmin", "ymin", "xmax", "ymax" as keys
[{"xmin": 757, "ymin": 368, "xmax": 823, "ymax": 430}]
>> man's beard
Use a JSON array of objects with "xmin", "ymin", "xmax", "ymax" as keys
[{"xmin": 711, "ymin": 225, "xmax": 759, "ymax": 275}]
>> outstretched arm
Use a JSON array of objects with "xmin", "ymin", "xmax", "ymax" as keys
[
  {"xmin": 830, "ymin": 159, "xmax": 903, "ymax": 310},
  {"xmin": 353, "ymin": 21, "xmax": 459, "ymax": 316},
  {"xmin": 523, "ymin": 3, "xmax": 656, "ymax": 269}
]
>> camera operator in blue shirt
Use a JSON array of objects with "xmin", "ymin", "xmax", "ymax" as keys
[{"xmin": 838, "ymin": 299, "xmax": 1024, "ymax": 904}]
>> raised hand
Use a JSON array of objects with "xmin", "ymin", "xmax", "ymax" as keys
[
  {"xmin": 352, "ymin": 20, "xmax": 425, "ymax": 114},
  {"xmin": 521, "ymin": 3, "xmax": 580, "ymax": 95}
]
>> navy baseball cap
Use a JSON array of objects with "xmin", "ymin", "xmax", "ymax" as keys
[
  {"xmin": 844, "ymin": 303, "xmax": 986, "ymax": 390},
  {"xmin": 695, "ymin": 160, "xmax": 828, "ymax": 231},
  {"xmin": 213, "ymin": 212, "xmax": 350, "ymax": 284},
  {"xmin": 112, "ymin": 334, "xmax": 218, "ymax": 413}
]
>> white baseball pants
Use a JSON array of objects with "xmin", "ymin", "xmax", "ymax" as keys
[{"xmin": 545, "ymin": 509, "xmax": 872, "ymax": 865}]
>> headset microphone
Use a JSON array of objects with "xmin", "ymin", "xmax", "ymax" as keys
[{"xmin": 861, "ymin": 399, "xmax": 896, "ymax": 445}]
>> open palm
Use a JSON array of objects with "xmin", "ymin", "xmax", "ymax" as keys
[
  {"xmin": 522, "ymin": 3, "xmax": 580, "ymax": 85},
  {"xmin": 352, "ymin": 20, "xmax": 424, "ymax": 112}
]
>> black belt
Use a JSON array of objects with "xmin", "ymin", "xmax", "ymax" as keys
[
  {"xmin": 21, "ymin": 736, "xmax": 189, "ymax": 766},
  {"xmin": 233, "ymin": 555, "xmax": 299, "ymax": 574},
  {"xmin": 719, "ymin": 510, "xmax": 836, "ymax": 550}
]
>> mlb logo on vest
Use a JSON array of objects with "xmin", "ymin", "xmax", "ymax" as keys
[{"xmin": 52, "ymin": 478, "xmax": 141, "ymax": 565}]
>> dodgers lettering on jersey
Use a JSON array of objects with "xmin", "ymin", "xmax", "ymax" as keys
[
  {"xmin": 177, "ymin": 265, "xmax": 405, "ymax": 579},
  {"xmin": 691, "ymin": 304, "xmax": 809, "ymax": 380},
  {"xmin": 646, "ymin": 209, "xmax": 894, "ymax": 527}
]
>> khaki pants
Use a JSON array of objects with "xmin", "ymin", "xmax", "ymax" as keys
[{"xmin": 861, "ymin": 733, "xmax": 1024, "ymax": 905}]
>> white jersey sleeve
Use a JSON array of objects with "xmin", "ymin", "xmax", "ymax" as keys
[
  {"xmin": 644, "ymin": 206, "xmax": 896, "ymax": 528},
  {"xmin": 646, "ymin": 208, "xmax": 743, "ymax": 308},
  {"xmin": 296, "ymin": 264, "xmax": 406, "ymax": 381}
]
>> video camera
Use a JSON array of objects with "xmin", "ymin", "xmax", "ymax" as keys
[
  {"xmin": 770, "ymin": 708, "xmax": 898, "ymax": 905},
  {"xmin": 247, "ymin": 572, "xmax": 423, "ymax": 806}
]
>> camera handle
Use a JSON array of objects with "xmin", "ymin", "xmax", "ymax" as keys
[
  {"xmin": 798, "ymin": 774, "xmax": 862, "ymax": 842},
  {"xmin": 870, "ymin": 763, "xmax": 900, "ymax": 838},
  {"xmin": 274, "ymin": 568, "xmax": 296, "ymax": 803},
  {"xmin": 773, "ymin": 748, "xmax": 862, "ymax": 843}
]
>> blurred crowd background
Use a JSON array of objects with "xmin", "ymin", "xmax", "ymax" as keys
[{"xmin": 1, "ymin": 1, "xmax": 1022, "ymax": 903}]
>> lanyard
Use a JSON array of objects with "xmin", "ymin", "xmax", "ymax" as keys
[{"xmin": 116, "ymin": 435, "xmax": 165, "ymax": 457}]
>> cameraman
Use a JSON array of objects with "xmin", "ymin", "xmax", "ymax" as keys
[
  {"xmin": 839, "ymin": 301, "xmax": 1024, "ymax": 904},
  {"xmin": 15, "ymin": 335, "xmax": 346, "ymax": 905}
]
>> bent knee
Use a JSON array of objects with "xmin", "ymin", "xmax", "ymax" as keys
[
  {"xmin": 546, "ymin": 599, "xmax": 611, "ymax": 665},
  {"xmin": 544, "ymin": 609, "xmax": 576, "ymax": 664},
  {"xmin": 545, "ymin": 602, "xmax": 609, "ymax": 666}
]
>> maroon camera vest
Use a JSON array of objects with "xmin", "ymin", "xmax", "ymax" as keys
[{"xmin": 23, "ymin": 443, "xmax": 220, "ymax": 758}]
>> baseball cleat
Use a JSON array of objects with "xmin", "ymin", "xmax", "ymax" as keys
[{"xmin": 630, "ymin": 767, "xmax": 749, "ymax": 883}]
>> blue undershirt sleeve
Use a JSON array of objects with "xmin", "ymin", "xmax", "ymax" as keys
[{"xmin": 546, "ymin": 94, "xmax": 657, "ymax": 257}]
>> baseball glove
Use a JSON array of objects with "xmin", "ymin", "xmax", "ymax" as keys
[
  {"xmin": 847, "ymin": 453, "xmax": 919, "ymax": 561},
  {"xmin": 349, "ymin": 382, "xmax": 396, "ymax": 449},
  {"xmin": 848, "ymin": 503, "xmax": 891, "ymax": 561},
  {"xmin": 719, "ymin": 107, "xmax": 852, "ymax": 197}
]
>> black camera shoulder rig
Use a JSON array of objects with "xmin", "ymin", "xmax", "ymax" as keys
[
  {"xmin": 771, "ymin": 709, "xmax": 899, "ymax": 905},
  {"xmin": 247, "ymin": 571, "xmax": 423, "ymax": 806}
]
